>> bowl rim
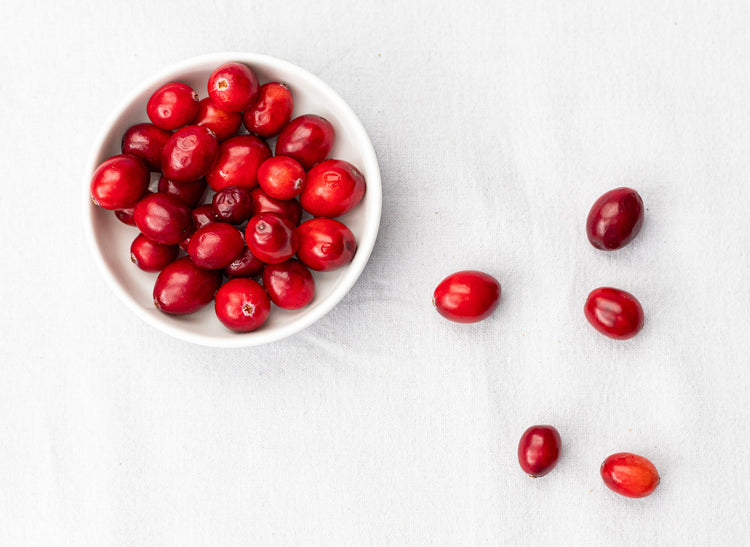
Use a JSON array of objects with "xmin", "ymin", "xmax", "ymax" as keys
[{"xmin": 83, "ymin": 52, "xmax": 382, "ymax": 348}]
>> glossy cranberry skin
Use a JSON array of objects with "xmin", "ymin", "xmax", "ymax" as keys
[
  {"xmin": 121, "ymin": 123, "xmax": 172, "ymax": 171},
  {"xmin": 245, "ymin": 213, "xmax": 298, "ymax": 264},
  {"xmin": 146, "ymin": 82, "xmax": 199, "ymax": 130},
  {"xmin": 212, "ymin": 185, "xmax": 255, "ymax": 224},
  {"xmin": 207, "ymin": 62, "xmax": 259, "ymax": 112},
  {"xmin": 130, "ymin": 233, "xmax": 179, "ymax": 272},
  {"xmin": 249, "ymin": 187, "xmax": 303, "ymax": 226},
  {"xmin": 133, "ymin": 192, "xmax": 193, "ymax": 245},
  {"xmin": 584, "ymin": 287, "xmax": 644, "ymax": 340},
  {"xmin": 192, "ymin": 97, "xmax": 243, "ymax": 141},
  {"xmin": 243, "ymin": 82, "xmax": 294, "ymax": 138},
  {"xmin": 90, "ymin": 154, "xmax": 149, "ymax": 210},
  {"xmin": 433, "ymin": 271, "xmax": 501, "ymax": 323},
  {"xmin": 601, "ymin": 453, "xmax": 660, "ymax": 498},
  {"xmin": 214, "ymin": 278, "xmax": 271, "ymax": 332},
  {"xmin": 180, "ymin": 204, "xmax": 219, "ymax": 252},
  {"xmin": 275, "ymin": 115, "xmax": 335, "ymax": 169},
  {"xmin": 296, "ymin": 218, "xmax": 356, "ymax": 272},
  {"xmin": 115, "ymin": 208, "xmax": 136, "ymax": 226},
  {"xmin": 161, "ymin": 125, "xmax": 219, "ymax": 183},
  {"xmin": 586, "ymin": 187, "xmax": 644, "ymax": 250},
  {"xmin": 257, "ymin": 156, "xmax": 306, "ymax": 200},
  {"xmin": 263, "ymin": 259, "xmax": 315, "ymax": 310},
  {"xmin": 301, "ymin": 159, "xmax": 366, "ymax": 217},
  {"xmin": 153, "ymin": 257, "xmax": 222, "ymax": 315},
  {"xmin": 157, "ymin": 176, "xmax": 206, "ymax": 208},
  {"xmin": 205, "ymin": 134, "xmax": 272, "ymax": 192},
  {"xmin": 517, "ymin": 425, "xmax": 561, "ymax": 478},
  {"xmin": 187, "ymin": 222, "xmax": 245, "ymax": 270},
  {"xmin": 224, "ymin": 247, "xmax": 265, "ymax": 278}
]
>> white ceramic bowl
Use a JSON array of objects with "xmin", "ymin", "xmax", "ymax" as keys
[{"xmin": 84, "ymin": 53, "xmax": 381, "ymax": 347}]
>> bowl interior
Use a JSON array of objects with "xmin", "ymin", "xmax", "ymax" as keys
[{"xmin": 85, "ymin": 53, "xmax": 381, "ymax": 347}]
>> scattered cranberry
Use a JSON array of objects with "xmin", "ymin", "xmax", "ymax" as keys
[
  {"xmin": 275, "ymin": 114, "xmax": 335, "ymax": 169},
  {"xmin": 257, "ymin": 156, "xmax": 306, "ymax": 200},
  {"xmin": 586, "ymin": 187, "xmax": 644, "ymax": 250},
  {"xmin": 296, "ymin": 218, "xmax": 356, "ymax": 272},
  {"xmin": 161, "ymin": 125, "xmax": 219, "ymax": 183},
  {"xmin": 212, "ymin": 185, "xmax": 255, "ymax": 224},
  {"xmin": 121, "ymin": 123, "xmax": 172, "ymax": 171},
  {"xmin": 432, "ymin": 271, "xmax": 501, "ymax": 323},
  {"xmin": 584, "ymin": 287, "xmax": 644, "ymax": 340},
  {"xmin": 157, "ymin": 176, "xmax": 207, "ymax": 208},
  {"xmin": 207, "ymin": 62, "xmax": 259, "ymax": 112},
  {"xmin": 188, "ymin": 222, "xmax": 245, "ymax": 270},
  {"xmin": 249, "ymin": 187, "xmax": 303, "ymax": 225},
  {"xmin": 133, "ymin": 192, "xmax": 193, "ymax": 245},
  {"xmin": 214, "ymin": 278, "xmax": 271, "ymax": 332},
  {"xmin": 263, "ymin": 259, "xmax": 315, "ymax": 310},
  {"xmin": 146, "ymin": 82, "xmax": 199, "ymax": 130},
  {"xmin": 245, "ymin": 213, "xmax": 299, "ymax": 264},
  {"xmin": 517, "ymin": 425, "xmax": 561, "ymax": 478},
  {"xmin": 600, "ymin": 453, "xmax": 660, "ymax": 498},
  {"xmin": 224, "ymin": 247, "xmax": 265, "ymax": 278},
  {"xmin": 301, "ymin": 159, "xmax": 366, "ymax": 217},
  {"xmin": 153, "ymin": 256, "xmax": 222, "ymax": 314},
  {"xmin": 180, "ymin": 204, "xmax": 219, "ymax": 252},
  {"xmin": 205, "ymin": 134, "xmax": 272, "ymax": 192},
  {"xmin": 191, "ymin": 97, "xmax": 243, "ymax": 141},
  {"xmin": 243, "ymin": 82, "xmax": 294, "ymax": 138},
  {"xmin": 130, "ymin": 233, "xmax": 179, "ymax": 272},
  {"xmin": 90, "ymin": 154, "xmax": 150, "ymax": 210}
]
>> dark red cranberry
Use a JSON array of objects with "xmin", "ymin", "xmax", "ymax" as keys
[
  {"xmin": 187, "ymin": 222, "xmax": 245, "ymax": 270},
  {"xmin": 115, "ymin": 208, "xmax": 136, "ymax": 226},
  {"xmin": 245, "ymin": 213, "xmax": 298, "ymax": 264},
  {"xmin": 433, "ymin": 271, "xmax": 501, "ymax": 324},
  {"xmin": 161, "ymin": 125, "xmax": 219, "ymax": 183},
  {"xmin": 130, "ymin": 233, "xmax": 179, "ymax": 272},
  {"xmin": 275, "ymin": 114, "xmax": 335, "ymax": 169},
  {"xmin": 212, "ymin": 185, "xmax": 255, "ymax": 224},
  {"xmin": 214, "ymin": 278, "xmax": 270, "ymax": 332},
  {"xmin": 301, "ymin": 159, "xmax": 366, "ymax": 217},
  {"xmin": 133, "ymin": 192, "xmax": 193, "ymax": 245},
  {"xmin": 90, "ymin": 154, "xmax": 150, "ymax": 210},
  {"xmin": 157, "ymin": 176, "xmax": 207, "ymax": 208},
  {"xmin": 121, "ymin": 123, "xmax": 172, "ymax": 171},
  {"xmin": 243, "ymin": 82, "xmax": 294, "ymax": 138},
  {"xmin": 249, "ymin": 187, "xmax": 302, "ymax": 226},
  {"xmin": 153, "ymin": 257, "xmax": 222, "ymax": 315},
  {"xmin": 207, "ymin": 62, "xmax": 259, "ymax": 112},
  {"xmin": 205, "ymin": 134, "xmax": 271, "ymax": 192},
  {"xmin": 296, "ymin": 218, "xmax": 356, "ymax": 271},
  {"xmin": 146, "ymin": 82, "xmax": 199, "ymax": 130},
  {"xmin": 517, "ymin": 425, "xmax": 561, "ymax": 478},
  {"xmin": 586, "ymin": 187, "xmax": 644, "ymax": 250},
  {"xmin": 257, "ymin": 156, "xmax": 306, "ymax": 200},
  {"xmin": 191, "ymin": 97, "xmax": 243, "ymax": 141},
  {"xmin": 180, "ymin": 204, "xmax": 219, "ymax": 252},
  {"xmin": 224, "ymin": 247, "xmax": 265, "ymax": 278},
  {"xmin": 263, "ymin": 259, "xmax": 315, "ymax": 310},
  {"xmin": 584, "ymin": 287, "xmax": 644, "ymax": 340}
]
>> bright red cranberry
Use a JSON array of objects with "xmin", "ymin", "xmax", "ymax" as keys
[
  {"xmin": 257, "ymin": 156, "xmax": 306, "ymax": 200},
  {"xmin": 296, "ymin": 218, "xmax": 356, "ymax": 272},
  {"xmin": 161, "ymin": 125, "xmax": 219, "ymax": 183},
  {"xmin": 301, "ymin": 159, "xmax": 366, "ymax": 217},
  {"xmin": 245, "ymin": 213, "xmax": 298, "ymax": 264},
  {"xmin": 191, "ymin": 97, "xmax": 243, "ymax": 141},
  {"xmin": 432, "ymin": 271, "xmax": 501, "ymax": 323},
  {"xmin": 601, "ymin": 453, "xmax": 660, "ymax": 498},
  {"xmin": 157, "ymin": 176, "xmax": 207, "ymax": 208},
  {"xmin": 188, "ymin": 222, "xmax": 245, "ymax": 270},
  {"xmin": 263, "ymin": 259, "xmax": 315, "ymax": 310},
  {"xmin": 205, "ymin": 134, "xmax": 271, "ymax": 192},
  {"xmin": 224, "ymin": 247, "xmax": 265, "ymax": 278},
  {"xmin": 275, "ymin": 115, "xmax": 335, "ymax": 169},
  {"xmin": 243, "ymin": 82, "xmax": 294, "ymax": 138},
  {"xmin": 121, "ymin": 123, "xmax": 172, "ymax": 171},
  {"xmin": 586, "ymin": 187, "xmax": 644, "ymax": 250},
  {"xmin": 212, "ymin": 185, "xmax": 255, "ymax": 224},
  {"xmin": 134, "ymin": 192, "xmax": 193, "ymax": 245},
  {"xmin": 214, "ymin": 278, "xmax": 271, "ymax": 332},
  {"xmin": 90, "ymin": 154, "xmax": 149, "ymax": 210},
  {"xmin": 584, "ymin": 287, "xmax": 644, "ymax": 340},
  {"xmin": 180, "ymin": 204, "xmax": 219, "ymax": 252},
  {"xmin": 130, "ymin": 233, "xmax": 179, "ymax": 272},
  {"xmin": 249, "ymin": 187, "xmax": 303, "ymax": 225},
  {"xmin": 207, "ymin": 62, "xmax": 259, "ymax": 112},
  {"xmin": 146, "ymin": 82, "xmax": 199, "ymax": 130},
  {"xmin": 153, "ymin": 257, "xmax": 222, "ymax": 315},
  {"xmin": 517, "ymin": 425, "xmax": 561, "ymax": 478}
]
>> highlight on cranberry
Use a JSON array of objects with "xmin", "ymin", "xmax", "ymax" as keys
[
  {"xmin": 600, "ymin": 452, "xmax": 660, "ymax": 498},
  {"xmin": 432, "ymin": 270, "xmax": 501, "ymax": 323}
]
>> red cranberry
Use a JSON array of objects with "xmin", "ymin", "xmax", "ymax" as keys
[
  {"xmin": 121, "ymin": 123, "xmax": 172, "ymax": 171},
  {"xmin": 243, "ymin": 82, "xmax": 293, "ymax": 138},
  {"xmin": 207, "ymin": 62, "xmax": 259, "ymax": 112},
  {"xmin": 586, "ymin": 187, "xmax": 644, "ymax": 250},
  {"xmin": 224, "ymin": 247, "xmax": 265, "ymax": 278},
  {"xmin": 130, "ymin": 233, "xmax": 179, "ymax": 272},
  {"xmin": 600, "ymin": 453, "xmax": 660, "ymax": 498},
  {"xmin": 584, "ymin": 287, "xmax": 644, "ymax": 340},
  {"xmin": 432, "ymin": 271, "xmax": 501, "ymax": 323},
  {"xmin": 115, "ymin": 208, "xmax": 137, "ymax": 226},
  {"xmin": 301, "ymin": 159, "xmax": 366, "ymax": 217},
  {"xmin": 517, "ymin": 425, "xmax": 561, "ymax": 478},
  {"xmin": 161, "ymin": 125, "xmax": 219, "ymax": 183},
  {"xmin": 188, "ymin": 222, "xmax": 245, "ymax": 270},
  {"xmin": 296, "ymin": 218, "xmax": 356, "ymax": 272},
  {"xmin": 90, "ymin": 154, "xmax": 149, "ymax": 210},
  {"xmin": 275, "ymin": 114, "xmax": 335, "ymax": 169},
  {"xmin": 157, "ymin": 176, "xmax": 207, "ymax": 208},
  {"xmin": 263, "ymin": 259, "xmax": 315, "ymax": 310},
  {"xmin": 257, "ymin": 156, "xmax": 306, "ymax": 200},
  {"xmin": 212, "ymin": 185, "xmax": 255, "ymax": 224},
  {"xmin": 191, "ymin": 97, "xmax": 243, "ymax": 141},
  {"xmin": 249, "ymin": 187, "xmax": 303, "ymax": 225},
  {"xmin": 245, "ymin": 213, "xmax": 298, "ymax": 264},
  {"xmin": 205, "ymin": 134, "xmax": 271, "ymax": 192},
  {"xmin": 214, "ymin": 278, "xmax": 271, "ymax": 332},
  {"xmin": 180, "ymin": 204, "xmax": 219, "ymax": 252},
  {"xmin": 133, "ymin": 192, "xmax": 193, "ymax": 245},
  {"xmin": 153, "ymin": 257, "xmax": 222, "ymax": 315},
  {"xmin": 146, "ymin": 82, "xmax": 199, "ymax": 130}
]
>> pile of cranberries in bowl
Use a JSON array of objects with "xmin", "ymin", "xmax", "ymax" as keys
[{"xmin": 89, "ymin": 61, "xmax": 366, "ymax": 333}]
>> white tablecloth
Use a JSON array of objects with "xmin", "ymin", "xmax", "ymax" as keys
[{"xmin": 1, "ymin": 1, "xmax": 749, "ymax": 544}]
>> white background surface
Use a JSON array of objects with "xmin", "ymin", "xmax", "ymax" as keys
[{"xmin": 1, "ymin": 1, "xmax": 749, "ymax": 545}]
